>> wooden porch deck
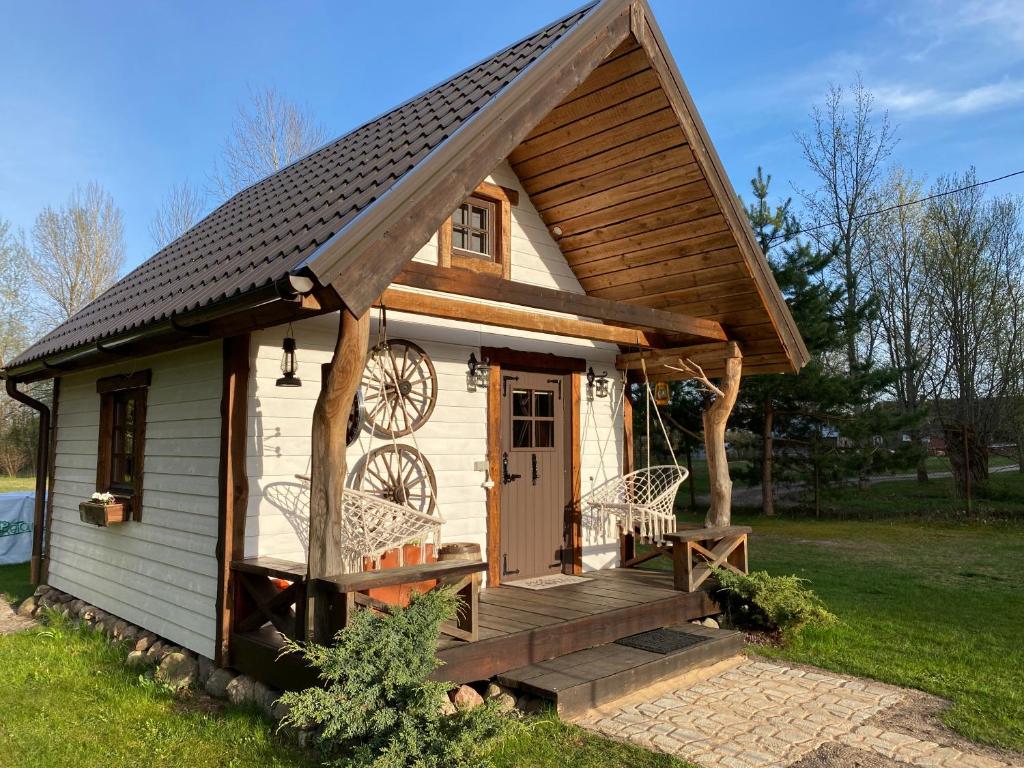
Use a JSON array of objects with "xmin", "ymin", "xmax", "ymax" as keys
[{"xmin": 230, "ymin": 567, "xmax": 717, "ymax": 689}]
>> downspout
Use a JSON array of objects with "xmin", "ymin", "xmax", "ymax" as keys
[{"xmin": 5, "ymin": 379, "xmax": 50, "ymax": 585}]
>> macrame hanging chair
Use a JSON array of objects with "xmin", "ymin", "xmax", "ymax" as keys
[{"xmin": 581, "ymin": 360, "xmax": 689, "ymax": 544}]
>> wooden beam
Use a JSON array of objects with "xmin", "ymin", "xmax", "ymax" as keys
[
  {"xmin": 378, "ymin": 288, "xmax": 666, "ymax": 348},
  {"xmin": 394, "ymin": 262, "xmax": 726, "ymax": 341},
  {"xmin": 616, "ymin": 341, "xmax": 740, "ymax": 371},
  {"xmin": 308, "ymin": 309, "xmax": 370, "ymax": 641},
  {"xmin": 215, "ymin": 334, "xmax": 250, "ymax": 666},
  {"xmin": 568, "ymin": 373, "xmax": 582, "ymax": 575},
  {"xmin": 486, "ymin": 363, "xmax": 502, "ymax": 586}
]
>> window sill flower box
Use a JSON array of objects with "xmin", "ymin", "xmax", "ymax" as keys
[{"xmin": 79, "ymin": 493, "xmax": 127, "ymax": 527}]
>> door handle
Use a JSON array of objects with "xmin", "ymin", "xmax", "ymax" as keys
[
  {"xmin": 531, "ymin": 453, "xmax": 539, "ymax": 485},
  {"xmin": 502, "ymin": 452, "xmax": 521, "ymax": 485},
  {"xmin": 503, "ymin": 554, "xmax": 519, "ymax": 576}
]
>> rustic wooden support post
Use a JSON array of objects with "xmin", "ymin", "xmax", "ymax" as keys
[
  {"xmin": 703, "ymin": 353, "xmax": 742, "ymax": 528},
  {"xmin": 308, "ymin": 307, "xmax": 370, "ymax": 642},
  {"xmin": 667, "ymin": 345, "xmax": 743, "ymax": 528}
]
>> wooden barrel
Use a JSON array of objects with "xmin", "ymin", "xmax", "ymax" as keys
[{"xmin": 438, "ymin": 542, "xmax": 481, "ymax": 562}]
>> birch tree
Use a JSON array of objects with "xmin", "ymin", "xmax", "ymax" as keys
[
  {"xmin": 29, "ymin": 182, "xmax": 125, "ymax": 327},
  {"xmin": 797, "ymin": 78, "xmax": 896, "ymax": 370},
  {"xmin": 209, "ymin": 86, "xmax": 327, "ymax": 200},
  {"xmin": 860, "ymin": 167, "xmax": 939, "ymax": 479}
]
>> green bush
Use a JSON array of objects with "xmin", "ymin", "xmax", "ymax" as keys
[
  {"xmin": 713, "ymin": 568, "xmax": 836, "ymax": 634},
  {"xmin": 277, "ymin": 587, "xmax": 507, "ymax": 767}
]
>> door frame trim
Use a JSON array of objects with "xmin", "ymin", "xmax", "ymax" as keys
[{"xmin": 485, "ymin": 348, "xmax": 584, "ymax": 585}]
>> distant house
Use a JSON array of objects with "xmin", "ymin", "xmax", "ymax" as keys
[{"xmin": 4, "ymin": 0, "xmax": 805, "ymax": 691}]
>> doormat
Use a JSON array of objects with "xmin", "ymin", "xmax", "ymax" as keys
[
  {"xmin": 506, "ymin": 574, "xmax": 592, "ymax": 590},
  {"xmin": 614, "ymin": 627, "xmax": 710, "ymax": 655}
]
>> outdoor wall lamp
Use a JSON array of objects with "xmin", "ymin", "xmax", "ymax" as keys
[
  {"xmin": 586, "ymin": 366, "xmax": 610, "ymax": 400},
  {"xmin": 466, "ymin": 352, "xmax": 490, "ymax": 391},
  {"xmin": 276, "ymin": 325, "xmax": 302, "ymax": 387}
]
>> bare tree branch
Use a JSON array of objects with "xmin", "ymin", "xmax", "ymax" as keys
[
  {"xmin": 29, "ymin": 182, "xmax": 125, "ymax": 327},
  {"xmin": 149, "ymin": 180, "xmax": 206, "ymax": 249},
  {"xmin": 209, "ymin": 86, "xmax": 327, "ymax": 200}
]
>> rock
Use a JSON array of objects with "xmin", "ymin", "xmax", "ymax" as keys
[
  {"xmin": 159, "ymin": 645, "xmax": 182, "ymax": 662},
  {"xmin": 253, "ymin": 681, "xmax": 278, "ymax": 716},
  {"xmin": 126, "ymin": 650, "xmax": 150, "ymax": 669},
  {"xmin": 80, "ymin": 606, "xmax": 97, "ymax": 622},
  {"xmin": 111, "ymin": 620, "xmax": 129, "ymax": 639},
  {"xmin": 296, "ymin": 729, "xmax": 319, "ymax": 749},
  {"xmin": 205, "ymin": 668, "xmax": 237, "ymax": 699},
  {"xmin": 450, "ymin": 684, "xmax": 484, "ymax": 711},
  {"xmin": 271, "ymin": 699, "xmax": 292, "ymax": 722},
  {"xmin": 55, "ymin": 591, "xmax": 73, "ymax": 604},
  {"xmin": 701, "ymin": 617, "xmax": 720, "ymax": 629},
  {"xmin": 516, "ymin": 695, "xmax": 549, "ymax": 716},
  {"xmin": 226, "ymin": 674, "xmax": 257, "ymax": 706},
  {"xmin": 485, "ymin": 683, "xmax": 517, "ymax": 714},
  {"xmin": 439, "ymin": 697, "xmax": 457, "ymax": 716},
  {"xmin": 16, "ymin": 597, "xmax": 37, "ymax": 618},
  {"xmin": 196, "ymin": 656, "xmax": 214, "ymax": 687},
  {"xmin": 156, "ymin": 652, "xmax": 199, "ymax": 689},
  {"xmin": 145, "ymin": 640, "xmax": 165, "ymax": 664},
  {"xmin": 33, "ymin": 585, "xmax": 50, "ymax": 598},
  {"xmin": 134, "ymin": 633, "xmax": 157, "ymax": 653}
]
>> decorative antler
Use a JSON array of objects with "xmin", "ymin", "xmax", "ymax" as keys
[{"xmin": 665, "ymin": 358, "xmax": 725, "ymax": 398}]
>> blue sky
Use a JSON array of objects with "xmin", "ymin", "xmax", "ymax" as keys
[{"xmin": 2, "ymin": 0, "xmax": 1023, "ymax": 271}]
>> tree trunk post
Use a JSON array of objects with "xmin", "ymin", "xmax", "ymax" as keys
[
  {"xmin": 703, "ymin": 352, "xmax": 742, "ymax": 528},
  {"xmin": 308, "ymin": 308, "xmax": 370, "ymax": 642},
  {"xmin": 762, "ymin": 398, "xmax": 775, "ymax": 516}
]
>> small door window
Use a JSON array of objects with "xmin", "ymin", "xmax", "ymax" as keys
[{"xmin": 510, "ymin": 388, "xmax": 556, "ymax": 450}]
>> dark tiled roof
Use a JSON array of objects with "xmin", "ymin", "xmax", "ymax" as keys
[{"xmin": 10, "ymin": 3, "xmax": 597, "ymax": 368}]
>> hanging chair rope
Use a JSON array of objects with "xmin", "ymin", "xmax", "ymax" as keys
[{"xmin": 581, "ymin": 356, "xmax": 689, "ymax": 545}]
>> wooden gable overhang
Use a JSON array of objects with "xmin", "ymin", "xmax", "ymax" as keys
[{"xmin": 299, "ymin": 0, "xmax": 807, "ymax": 380}]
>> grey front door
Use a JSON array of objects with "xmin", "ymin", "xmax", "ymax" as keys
[{"xmin": 498, "ymin": 371, "xmax": 570, "ymax": 580}]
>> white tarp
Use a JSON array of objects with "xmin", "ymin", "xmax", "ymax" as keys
[{"xmin": 0, "ymin": 492, "xmax": 34, "ymax": 565}]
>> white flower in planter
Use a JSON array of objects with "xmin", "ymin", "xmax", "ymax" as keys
[{"xmin": 90, "ymin": 492, "xmax": 117, "ymax": 505}]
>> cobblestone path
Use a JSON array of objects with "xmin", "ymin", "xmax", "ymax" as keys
[{"xmin": 576, "ymin": 658, "xmax": 1021, "ymax": 768}]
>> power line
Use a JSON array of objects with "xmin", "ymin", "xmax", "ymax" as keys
[{"xmin": 769, "ymin": 168, "xmax": 1024, "ymax": 244}]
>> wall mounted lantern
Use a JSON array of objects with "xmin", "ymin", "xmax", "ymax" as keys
[
  {"xmin": 586, "ymin": 366, "xmax": 610, "ymax": 400},
  {"xmin": 466, "ymin": 352, "xmax": 490, "ymax": 391},
  {"xmin": 276, "ymin": 325, "xmax": 301, "ymax": 387}
]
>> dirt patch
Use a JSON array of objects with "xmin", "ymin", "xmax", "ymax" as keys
[
  {"xmin": 172, "ymin": 689, "xmax": 230, "ymax": 716},
  {"xmin": 0, "ymin": 599, "xmax": 35, "ymax": 635},
  {"xmin": 867, "ymin": 688, "xmax": 1024, "ymax": 766},
  {"xmin": 789, "ymin": 742, "xmax": 914, "ymax": 767}
]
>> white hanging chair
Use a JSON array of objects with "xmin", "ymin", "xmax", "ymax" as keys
[
  {"xmin": 584, "ymin": 465, "xmax": 689, "ymax": 544},
  {"xmin": 581, "ymin": 359, "xmax": 689, "ymax": 546}
]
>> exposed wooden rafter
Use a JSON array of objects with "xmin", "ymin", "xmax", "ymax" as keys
[
  {"xmin": 393, "ymin": 262, "xmax": 726, "ymax": 341},
  {"xmin": 378, "ymin": 288, "xmax": 665, "ymax": 348}
]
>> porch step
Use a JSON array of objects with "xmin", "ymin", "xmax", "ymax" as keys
[{"xmin": 496, "ymin": 624, "xmax": 742, "ymax": 718}]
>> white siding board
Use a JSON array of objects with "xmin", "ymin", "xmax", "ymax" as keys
[{"xmin": 47, "ymin": 342, "xmax": 223, "ymax": 658}]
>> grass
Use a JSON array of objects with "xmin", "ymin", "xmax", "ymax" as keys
[
  {"xmin": 0, "ymin": 572, "xmax": 693, "ymax": 768},
  {"xmin": 0, "ymin": 563, "xmax": 32, "ymax": 602},
  {"xmin": 0, "ymin": 475, "xmax": 35, "ymax": 493},
  {"xmin": 648, "ymin": 513, "xmax": 1024, "ymax": 751},
  {"xmin": 798, "ymin": 468, "xmax": 1024, "ymax": 520}
]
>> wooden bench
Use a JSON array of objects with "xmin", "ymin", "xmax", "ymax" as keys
[
  {"xmin": 663, "ymin": 525, "xmax": 751, "ymax": 592},
  {"xmin": 311, "ymin": 559, "xmax": 487, "ymax": 643}
]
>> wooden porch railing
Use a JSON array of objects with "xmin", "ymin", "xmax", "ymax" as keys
[{"xmin": 620, "ymin": 525, "xmax": 751, "ymax": 592}]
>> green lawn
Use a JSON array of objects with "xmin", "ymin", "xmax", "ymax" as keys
[
  {"xmin": 648, "ymin": 514, "xmax": 1024, "ymax": 751},
  {"xmin": 0, "ymin": 577, "xmax": 691, "ymax": 768},
  {"xmin": 0, "ymin": 475, "xmax": 35, "ymax": 493},
  {"xmin": 797, "ymin": 468, "xmax": 1024, "ymax": 520},
  {"xmin": 0, "ymin": 563, "xmax": 32, "ymax": 602}
]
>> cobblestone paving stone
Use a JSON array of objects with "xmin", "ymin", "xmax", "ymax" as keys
[{"xmin": 576, "ymin": 659, "xmax": 1021, "ymax": 768}]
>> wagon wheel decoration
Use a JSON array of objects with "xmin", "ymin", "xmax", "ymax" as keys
[
  {"xmin": 362, "ymin": 339, "xmax": 437, "ymax": 437},
  {"xmin": 346, "ymin": 390, "xmax": 365, "ymax": 446},
  {"xmin": 355, "ymin": 444, "xmax": 438, "ymax": 517}
]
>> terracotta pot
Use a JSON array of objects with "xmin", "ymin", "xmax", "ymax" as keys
[
  {"xmin": 362, "ymin": 543, "xmax": 437, "ymax": 607},
  {"xmin": 78, "ymin": 500, "xmax": 127, "ymax": 527}
]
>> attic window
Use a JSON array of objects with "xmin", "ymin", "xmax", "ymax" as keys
[
  {"xmin": 438, "ymin": 181, "xmax": 518, "ymax": 279},
  {"xmin": 96, "ymin": 370, "xmax": 150, "ymax": 521}
]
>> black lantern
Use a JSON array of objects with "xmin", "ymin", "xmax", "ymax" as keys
[
  {"xmin": 586, "ymin": 367, "xmax": 609, "ymax": 400},
  {"xmin": 466, "ymin": 352, "xmax": 490, "ymax": 391},
  {"xmin": 276, "ymin": 328, "xmax": 301, "ymax": 387}
]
